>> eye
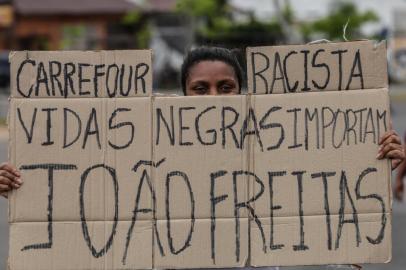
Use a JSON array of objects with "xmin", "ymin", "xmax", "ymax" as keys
[
  {"xmin": 192, "ymin": 85, "xmax": 208, "ymax": 94},
  {"xmin": 219, "ymin": 83, "xmax": 235, "ymax": 93}
]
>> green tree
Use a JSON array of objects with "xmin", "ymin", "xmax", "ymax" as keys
[
  {"xmin": 176, "ymin": 0, "xmax": 284, "ymax": 47},
  {"xmin": 301, "ymin": 2, "xmax": 379, "ymax": 41},
  {"xmin": 122, "ymin": 10, "xmax": 151, "ymax": 49}
]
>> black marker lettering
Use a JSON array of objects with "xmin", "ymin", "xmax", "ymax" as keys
[
  {"xmin": 322, "ymin": 107, "xmax": 335, "ymax": 149},
  {"xmin": 156, "ymin": 106, "xmax": 175, "ymax": 146},
  {"xmin": 287, "ymin": 108, "xmax": 303, "ymax": 149},
  {"xmin": 346, "ymin": 50, "xmax": 364, "ymax": 90},
  {"xmin": 63, "ymin": 62, "xmax": 76, "ymax": 98},
  {"xmin": 135, "ymin": 63, "xmax": 149, "ymax": 94},
  {"xmin": 179, "ymin": 107, "xmax": 195, "ymax": 146},
  {"xmin": 311, "ymin": 49, "xmax": 330, "ymax": 90},
  {"xmin": 63, "ymin": 108, "xmax": 82, "ymax": 148},
  {"xmin": 233, "ymin": 171, "xmax": 266, "ymax": 260},
  {"xmin": 251, "ymin": 52, "xmax": 269, "ymax": 94},
  {"xmin": 335, "ymin": 171, "xmax": 361, "ymax": 249},
  {"xmin": 241, "ymin": 107, "xmax": 263, "ymax": 151},
  {"xmin": 17, "ymin": 107, "xmax": 37, "ymax": 144},
  {"xmin": 35, "ymin": 62, "xmax": 50, "ymax": 96},
  {"xmin": 41, "ymin": 108, "xmax": 57, "ymax": 146},
  {"xmin": 363, "ymin": 108, "xmax": 376, "ymax": 143},
  {"xmin": 120, "ymin": 64, "xmax": 133, "ymax": 96},
  {"xmin": 49, "ymin": 61, "xmax": 63, "ymax": 96},
  {"xmin": 106, "ymin": 64, "xmax": 119, "ymax": 98},
  {"xmin": 376, "ymin": 109, "xmax": 387, "ymax": 139},
  {"xmin": 196, "ymin": 106, "xmax": 217, "ymax": 145},
  {"xmin": 259, "ymin": 106, "xmax": 284, "ymax": 151},
  {"xmin": 355, "ymin": 167, "xmax": 386, "ymax": 244},
  {"xmin": 221, "ymin": 106, "xmax": 240, "ymax": 149},
  {"xmin": 20, "ymin": 163, "xmax": 77, "ymax": 251},
  {"xmin": 345, "ymin": 109, "xmax": 358, "ymax": 146},
  {"xmin": 108, "ymin": 108, "xmax": 135, "ymax": 149},
  {"xmin": 283, "ymin": 51, "xmax": 299, "ymax": 92},
  {"xmin": 332, "ymin": 109, "xmax": 346, "ymax": 149},
  {"xmin": 304, "ymin": 108, "xmax": 319, "ymax": 150},
  {"xmin": 210, "ymin": 170, "xmax": 228, "ymax": 263},
  {"xmin": 270, "ymin": 52, "xmax": 287, "ymax": 93},
  {"xmin": 292, "ymin": 171, "xmax": 309, "ymax": 251},
  {"xmin": 268, "ymin": 171, "xmax": 286, "ymax": 250},
  {"xmin": 331, "ymin": 49, "xmax": 348, "ymax": 90},
  {"xmin": 17, "ymin": 59, "xmax": 36, "ymax": 97},
  {"xmin": 82, "ymin": 108, "xmax": 101, "ymax": 149},
  {"xmin": 123, "ymin": 167, "xmax": 164, "ymax": 264},
  {"xmin": 93, "ymin": 64, "xmax": 105, "ymax": 97},
  {"xmin": 311, "ymin": 172, "xmax": 336, "ymax": 250},
  {"xmin": 300, "ymin": 50, "xmax": 311, "ymax": 91},
  {"xmin": 80, "ymin": 164, "xmax": 118, "ymax": 258},
  {"xmin": 78, "ymin": 63, "xmax": 91, "ymax": 96},
  {"xmin": 166, "ymin": 171, "xmax": 195, "ymax": 255}
]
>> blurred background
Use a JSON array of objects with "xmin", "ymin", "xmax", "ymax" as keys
[{"xmin": 0, "ymin": 0, "xmax": 406, "ymax": 269}]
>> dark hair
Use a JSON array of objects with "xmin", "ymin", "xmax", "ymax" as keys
[{"xmin": 181, "ymin": 47, "xmax": 243, "ymax": 95}]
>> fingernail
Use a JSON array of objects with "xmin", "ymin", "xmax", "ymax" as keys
[{"xmin": 15, "ymin": 178, "xmax": 22, "ymax": 184}]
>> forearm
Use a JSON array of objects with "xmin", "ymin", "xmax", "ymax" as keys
[{"xmin": 396, "ymin": 160, "xmax": 406, "ymax": 182}]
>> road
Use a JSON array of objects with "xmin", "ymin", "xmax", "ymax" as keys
[{"xmin": 0, "ymin": 86, "xmax": 405, "ymax": 269}]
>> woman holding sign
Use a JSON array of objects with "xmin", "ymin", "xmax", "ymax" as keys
[
  {"xmin": 0, "ymin": 47, "xmax": 405, "ymax": 270},
  {"xmin": 3, "ymin": 47, "xmax": 403, "ymax": 191},
  {"xmin": 180, "ymin": 46, "xmax": 405, "ymax": 270}
]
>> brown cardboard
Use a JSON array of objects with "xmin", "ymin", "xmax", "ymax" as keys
[
  {"xmin": 9, "ymin": 97, "xmax": 153, "ymax": 222},
  {"xmin": 247, "ymin": 40, "xmax": 387, "ymax": 94},
  {"xmin": 9, "ymin": 50, "xmax": 152, "ymax": 98},
  {"xmin": 249, "ymin": 89, "xmax": 391, "ymax": 266},
  {"xmin": 8, "ymin": 43, "xmax": 391, "ymax": 269},
  {"xmin": 153, "ymin": 95, "xmax": 249, "ymax": 268}
]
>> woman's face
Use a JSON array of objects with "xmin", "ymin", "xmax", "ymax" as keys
[{"xmin": 185, "ymin": 60, "xmax": 239, "ymax": 96}]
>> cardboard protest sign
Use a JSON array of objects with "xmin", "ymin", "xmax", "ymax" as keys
[
  {"xmin": 8, "ymin": 41, "xmax": 391, "ymax": 270},
  {"xmin": 10, "ymin": 50, "xmax": 152, "ymax": 98},
  {"xmin": 247, "ymin": 40, "xmax": 387, "ymax": 94},
  {"xmin": 9, "ymin": 50, "xmax": 154, "ymax": 269},
  {"xmin": 249, "ymin": 89, "xmax": 391, "ymax": 266}
]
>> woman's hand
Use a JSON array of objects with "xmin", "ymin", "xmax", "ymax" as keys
[
  {"xmin": 377, "ymin": 130, "xmax": 405, "ymax": 170},
  {"xmin": 0, "ymin": 163, "xmax": 22, "ymax": 198}
]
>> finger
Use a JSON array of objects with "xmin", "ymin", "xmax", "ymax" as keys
[
  {"xmin": 0, "ymin": 176, "xmax": 20, "ymax": 189},
  {"xmin": 0, "ymin": 163, "xmax": 20, "ymax": 177},
  {"xmin": 385, "ymin": 149, "xmax": 406, "ymax": 160},
  {"xmin": 0, "ymin": 170, "xmax": 22, "ymax": 184},
  {"xmin": 379, "ymin": 134, "xmax": 401, "ymax": 148},
  {"xmin": 378, "ymin": 130, "xmax": 395, "ymax": 145},
  {"xmin": 0, "ymin": 176, "xmax": 13, "ymax": 186},
  {"xmin": 0, "ymin": 183, "xmax": 11, "ymax": 192},
  {"xmin": 377, "ymin": 143, "xmax": 404, "ymax": 159}
]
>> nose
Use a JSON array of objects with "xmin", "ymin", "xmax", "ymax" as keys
[{"xmin": 208, "ymin": 87, "xmax": 219, "ymax": 95}]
